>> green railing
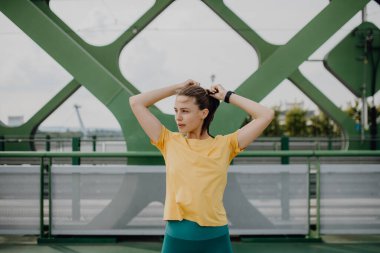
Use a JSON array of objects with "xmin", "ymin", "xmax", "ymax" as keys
[
  {"xmin": 0, "ymin": 150, "xmax": 379, "ymax": 242},
  {"xmin": 1, "ymin": 150, "xmax": 379, "ymax": 158},
  {"xmin": 2, "ymin": 135, "xmax": 380, "ymax": 152}
]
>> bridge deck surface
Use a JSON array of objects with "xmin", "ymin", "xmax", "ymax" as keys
[{"xmin": 0, "ymin": 235, "xmax": 379, "ymax": 253}]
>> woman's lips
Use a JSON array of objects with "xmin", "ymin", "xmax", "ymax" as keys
[{"xmin": 177, "ymin": 124, "xmax": 185, "ymax": 128}]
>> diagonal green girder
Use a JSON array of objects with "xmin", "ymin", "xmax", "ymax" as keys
[
  {"xmin": 0, "ymin": 0, "xmax": 176, "ymax": 156},
  {"xmin": 31, "ymin": 0, "xmax": 178, "ymax": 157},
  {"xmin": 208, "ymin": 0, "xmax": 369, "ymax": 130},
  {"xmin": 0, "ymin": 79, "xmax": 80, "ymax": 150},
  {"xmin": 0, "ymin": 0, "xmax": 375, "ymax": 153},
  {"xmin": 202, "ymin": 0, "xmax": 276, "ymax": 62},
  {"xmin": 288, "ymin": 70, "xmax": 357, "ymax": 149},
  {"xmin": 32, "ymin": 0, "xmax": 168, "ymax": 95},
  {"xmin": 1, "ymin": 0, "xmax": 130, "ymax": 103},
  {"xmin": 205, "ymin": 0, "xmax": 373, "ymax": 149}
]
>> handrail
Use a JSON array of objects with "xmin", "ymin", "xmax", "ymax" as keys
[
  {"xmin": 0, "ymin": 150, "xmax": 378, "ymax": 242},
  {"xmin": 0, "ymin": 150, "xmax": 379, "ymax": 158}
]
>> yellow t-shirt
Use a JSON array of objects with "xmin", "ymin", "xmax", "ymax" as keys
[{"xmin": 151, "ymin": 125, "xmax": 243, "ymax": 226}]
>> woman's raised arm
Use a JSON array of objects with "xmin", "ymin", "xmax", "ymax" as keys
[
  {"xmin": 129, "ymin": 80, "xmax": 199, "ymax": 143},
  {"xmin": 208, "ymin": 84, "xmax": 274, "ymax": 150}
]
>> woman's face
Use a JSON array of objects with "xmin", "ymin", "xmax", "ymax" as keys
[{"xmin": 174, "ymin": 95, "xmax": 208, "ymax": 134}]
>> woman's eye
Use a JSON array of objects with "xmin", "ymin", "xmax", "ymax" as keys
[{"xmin": 174, "ymin": 109, "xmax": 188, "ymax": 113}]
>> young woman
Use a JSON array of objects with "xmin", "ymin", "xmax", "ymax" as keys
[{"xmin": 129, "ymin": 79, "xmax": 274, "ymax": 253}]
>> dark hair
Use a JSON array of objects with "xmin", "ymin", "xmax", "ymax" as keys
[{"xmin": 177, "ymin": 85, "xmax": 220, "ymax": 136}]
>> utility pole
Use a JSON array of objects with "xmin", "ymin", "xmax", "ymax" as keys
[
  {"xmin": 74, "ymin": 104, "xmax": 87, "ymax": 138},
  {"xmin": 361, "ymin": 6, "xmax": 369, "ymax": 142}
]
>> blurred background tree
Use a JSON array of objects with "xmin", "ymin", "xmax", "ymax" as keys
[
  {"xmin": 245, "ymin": 99, "xmax": 378, "ymax": 138},
  {"xmin": 263, "ymin": 106, "xmax": 283, "ymax": 137},
  {"xmin": 284, "ymin": 106, "xmax": 308, "ymax": 136},
  {"xmin": 308, "ymin": 111, "xmax": 338, "ymax": 137}
]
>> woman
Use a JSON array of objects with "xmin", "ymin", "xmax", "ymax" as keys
[{"xmin": 129, "ymin": 79, "xmax": 274, "ymax": 253}]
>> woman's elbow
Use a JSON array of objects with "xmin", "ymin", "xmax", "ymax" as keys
[
  {"xmin": 129, "ymin": 95, "xmax": 138, "ymax": 107},
  {"xmin": 266, "ymin": 109, "xmax": 275, "ymax": 122},
  {"xmin": 269, "ymin": 109, "xmax": 275, "ymax": 119}
]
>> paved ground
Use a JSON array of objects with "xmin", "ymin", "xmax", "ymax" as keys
[{"xmin": 0, "ymin": 235, "xmax": 379, "ymax": 253}]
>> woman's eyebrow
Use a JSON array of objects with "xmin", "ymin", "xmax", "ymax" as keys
[{"xmin": 174, "ymin": 107, "xmax": 190, "ymax": 110}]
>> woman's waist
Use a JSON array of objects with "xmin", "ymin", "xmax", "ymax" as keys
[{"xmin": 165, "ymin": 219, "xmax": 229, "ymax": 240}]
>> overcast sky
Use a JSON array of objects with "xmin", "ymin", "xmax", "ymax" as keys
[{"xmin": 1, "ymin": 0, "xmax": 380, "ymax": 130}]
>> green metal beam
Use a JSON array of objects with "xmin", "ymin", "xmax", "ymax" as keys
[
  {"xmin": 0, "ymin": 0, "xmax": 375, "ymax": 153},
  {"xmin": 325, "ymin": 22, "xmax": 380, "ymax": 97},
  {"xmin": 0, "ymin": 79, "xmax": 80, "ymax": 150},
  {"xmin": 202, "ymin": 0, "xmax": 276, "ymax": 62},
  {"xmin": 288, "ymin": 70, "xmax": 364, "ymax": 149},
  {"xmin": 203, "ymin": 0, "xmax": 375, "ymax": 149},
  {"xmin": 0, "ymin": 0, "xmax": 130, "ymax": 102},
  {"xmin": 207, "ymin": 0, "xmax": 370, "ymax": 134},
  {"xmin": 0, "ymin": 0, "xmax": 176, "ymax": 157},
  {"xmin": 1, "ymin": 150, "xmax": 379, "ymax": 158}
]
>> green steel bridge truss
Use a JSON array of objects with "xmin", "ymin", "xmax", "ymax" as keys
[{"xmin": 0, "ymin": 0, "xmax": 379, "ymax": 160}]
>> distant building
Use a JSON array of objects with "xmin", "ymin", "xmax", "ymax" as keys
[
  {"xmin": 8, "ymin": 116, "xmax": 24, "ymax": 127},
  {"xmin": 285, "ymin": 101, "xmax": 305, "ymax": 110}
]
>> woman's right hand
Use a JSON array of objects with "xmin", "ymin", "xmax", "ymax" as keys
[{"xmin": 176, "ymin": 79, "xmax": 200, "ymax": 92}]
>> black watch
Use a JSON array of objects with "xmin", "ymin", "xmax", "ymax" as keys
[{"xmin": 224, "ymin": 91, "xmax": 235, "ymax": 103}]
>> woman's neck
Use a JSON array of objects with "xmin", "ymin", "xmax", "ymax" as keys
[{"xmin": 186, "ymin": 129, "xmax": 210, "ymax": 140}]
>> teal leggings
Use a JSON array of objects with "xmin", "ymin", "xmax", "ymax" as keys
[{"xmin": 161, "ymin": 219, "xmax": 233, "ymax": 253}]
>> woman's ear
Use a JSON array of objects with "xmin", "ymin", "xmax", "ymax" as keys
[{"xmin": 202, "ymin": 108, "xmax": 209, "ymax": 119}]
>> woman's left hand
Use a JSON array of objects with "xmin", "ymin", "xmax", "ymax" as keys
[{"xmin": 207, "ymin": 84, "xmax": 227, "ymax": 101}]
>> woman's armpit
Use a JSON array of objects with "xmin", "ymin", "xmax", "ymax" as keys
[
  {"xmin": 150, "ymin": 125, "xmax": 172, "ymax": 153},
  {"xmin": 227, "ymin": 130, "xmax": 244, "ymax": 161}
]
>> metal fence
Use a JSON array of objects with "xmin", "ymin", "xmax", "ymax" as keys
[
  {"xmin": 2, "ymin": 136, "xmax": 373, "ymax": 152},
  {"xmin": 0, "ymin": 150, "xmax": 379, "ymax": 242}
]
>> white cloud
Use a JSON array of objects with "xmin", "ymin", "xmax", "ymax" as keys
[
  {"xmin": 224, "ymin": 0, "xmax": 329, "ymax": 45},
  {"xmin": 49, "ymin": 0, "xmax": 155, "ymax": 46}
]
